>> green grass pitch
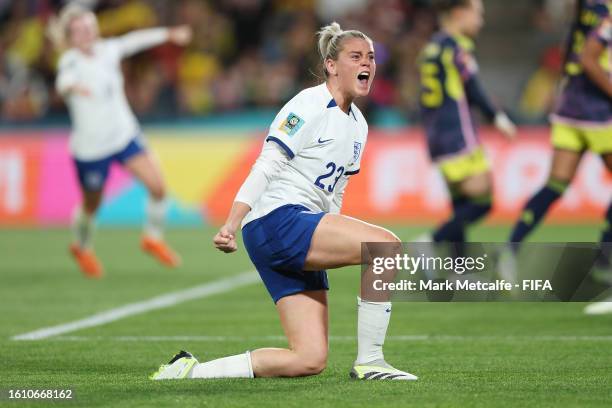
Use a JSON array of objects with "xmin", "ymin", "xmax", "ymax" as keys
[{"xmin": 1, "ymin": 225, "xmax": 611, "ymax": 407}]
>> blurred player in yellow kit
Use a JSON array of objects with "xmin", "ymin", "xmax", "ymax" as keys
[
  {"xmin": 419, "ymin": 0, "xmax": 516, "ymax": 244},
  {"xmin": 509, "ymin": 0, "xmax": 612, "ymax": 248},
  {"xmin": 497, "ymin": 0, "xmax": 612, "ymax": 312}
]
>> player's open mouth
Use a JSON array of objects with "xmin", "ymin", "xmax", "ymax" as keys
[{"xmin": 357, "ymin": 71, "xmax": 370, "ymax": 87}]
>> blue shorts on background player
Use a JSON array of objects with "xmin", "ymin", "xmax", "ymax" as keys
[{"xmin": 74, "ymin": 137, "xmax": 144, "ymax": 192}]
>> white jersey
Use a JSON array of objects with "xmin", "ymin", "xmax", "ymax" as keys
[
  {"xmin": 56, "ymin": 28, "xmax": 169, "ymax": 161},
  {"xmin": 243, "ymin": 83, "xmax": 368, "ymax": 226}
]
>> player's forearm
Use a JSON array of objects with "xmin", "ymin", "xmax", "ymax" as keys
[
  {"xmin": 56, "ymin": 82, "xmax": 89, "ymax": 98},
  {"xmin": 235, "ymin": 152, "xmax": 281, "ymax": 206},
  {"xmin": 117, "ymin": 27, "xmax": 170, "ymax": 58},
  {"xmin": 231, "ymin": 141, "xmax": 288, "ymax": 228},
  {"xmin": 581, "ymin": 48, "xmax": 612, "ymax": 99},
  {"xmin": 465, "ymin": 77, "xmax": 497, "ymax": 120},
  {"xmin": 56, "ymin": 83, "xmax": 75, "ymax": 97},
  {"xmin": 224, "ymin": 201, "xmax": 252, "ymax": 232},
  {"xmin": 56, "ymin": 72, "xmax": 77, "ymax": 96}
]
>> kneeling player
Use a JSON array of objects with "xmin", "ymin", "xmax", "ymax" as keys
[{"xmin": 152, "ymin": 23, "xmax": 416, "ymax": 381}]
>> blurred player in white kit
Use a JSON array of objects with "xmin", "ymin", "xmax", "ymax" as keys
[{"xmin": 51, "ymin": 4, "xmax": 191, "ymax": 278}]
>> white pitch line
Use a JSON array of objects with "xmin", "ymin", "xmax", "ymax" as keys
[
  {"xmin": 11, "ymin": 271, "xmax": 259, "ymax": 341},
  {"xmin": 584, "ymin": 298, "xmax": 612, "ymax": 315},
  {"xmin": 46, "ymin": 335, "xmax": 427, "ymax": 342},
  {"xmin": 39, "ymin": 334, "xmax": 612, "ymax": 342}
]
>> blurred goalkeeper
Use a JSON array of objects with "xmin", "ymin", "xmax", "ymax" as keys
[{"xmin": 50, "ymin": 4, "xmax": 192, "ymax": 278}]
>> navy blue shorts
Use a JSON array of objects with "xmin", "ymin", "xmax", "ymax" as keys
[
  {"xmin": 242, "ymin": 204, "xmax": 329, "ymax": 303},
  {"xmin": 73, "ymin": 137, "xmax": 145, "ymax": 192}
]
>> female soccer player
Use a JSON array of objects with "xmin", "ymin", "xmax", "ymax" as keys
[
  {"xmin": 52, "ymin": 4, "xmax": 191, "ymax": 278},
  {"xmin": 152, "ymin": 23, "xmax": 417, "ymax": 381},
  {"xmin": 509, "ymin": 0, "xmax": 612, "ymax": 248},
  {"xmin": 419, "ymin": 0, "xmax": 516, "ymax": 244}
]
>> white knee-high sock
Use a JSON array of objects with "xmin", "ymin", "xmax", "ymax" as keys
[
  {"xmin": 72, "ymin": 206, "xmax": 94, "ymax": 249},
  {"xmin": 144, "ymin": 197, "xmax": 166, "ymax": 240},
  {"xmin": 190, "ymin": 351, "xmax": 254, "ymax": 379},
  {"xmin": 355, "ymin": 297, "xmax": 391, "ymax": 365}
]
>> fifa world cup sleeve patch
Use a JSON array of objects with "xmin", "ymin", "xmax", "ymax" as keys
[
  {"xmin": 353, "ymin": 142, "xmax": 362, "ymax": 162},
  {"xmin": 279, "ymin": 113, "xmax": 305, "ymax": 136}
]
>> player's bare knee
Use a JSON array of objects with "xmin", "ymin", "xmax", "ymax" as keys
[
  {"xmin": 360, "ymin": 228, "xmax": 402, "ymax": 267},
  {"xmin": 149, "ymin": 184, "xmax": 166, "ymax": 201},
  {"xmin": 304, "ymin": 360, "xmax": 326, "ymax": 376},
  {"xmin": 362, "ymin": 229, "xmax": 402, "ymax": 267},
  {"xmin": 380, "ymin": 229, "xmax": 402, "ymax": 252},
  {"xmin": 461, "ymin": 176, "xmax": 491, "ymax": 198},
  {"xmin": 382, "ymin": 229, "xmax": 401, "ymax": 244},
  {"xmin": 83, "ymin": 204, "xmax": 98, "ymax": 215},
  {"xmin": 550, "ymin": 158, "xmax": 579, "ymax": 183},
  {"xmin": 548, "ymin": 169, "xmax": 573, "ymax": 184},
  {"xmin": 295, "ymin": 352, "xmax": 327, "ymax": 376},
  {"xmin": 466, "ymin": 186, "xmax": 487, "ymax": 198},
  {"xmin": 287, "ymin": 344, "xmax": 327, "ymax": 376},
  {"xmin": 83, "ymin": 195, "xmax": 102, "ymax": 214}
]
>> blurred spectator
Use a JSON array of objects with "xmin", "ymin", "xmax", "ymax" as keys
[
  {"xmin": 177, "ymin": 47, "xmax": 220, "ymax": 113},
  {"xmin": 533, "ymin": 0, "xmax": 574, "ymax": 33},
  {"xmin": 96, "ymin": 0, "xmax": 158, "ymax": 36},
  {"xmin": 0, "ymin": 0, "xmax": 570, "ymax": 124},
  {"xmin": 393, "ymin": 5, "xmax": 436, "ymax": 118},
  {"xmin": 315, "ymin": 0, "xmax": 368, "ymax": 21},
  {"xmin": 518, "ymin": 46, "xmax": 563, "ymax": 122},
  {"xmin": 174, "ymin": 0, "xmax": 233, "ymax": 114},
  {"xmin": 1, "ymin": 1, "xmax": 50, "ymax": 121}
]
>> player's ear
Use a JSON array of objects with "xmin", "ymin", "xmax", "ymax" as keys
[{"xmin": 325, "ymin": 58, "xmax": 337, "ymax": 77}]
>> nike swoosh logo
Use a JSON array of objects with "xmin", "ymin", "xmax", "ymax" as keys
[{"xmin": 318, "ymin": 137, "xmax": 333, "ymax": 144}]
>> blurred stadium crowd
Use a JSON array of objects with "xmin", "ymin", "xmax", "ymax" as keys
[{"xmin": 0, "ymin": 0, "xmax": 572, "ymax": 125}]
